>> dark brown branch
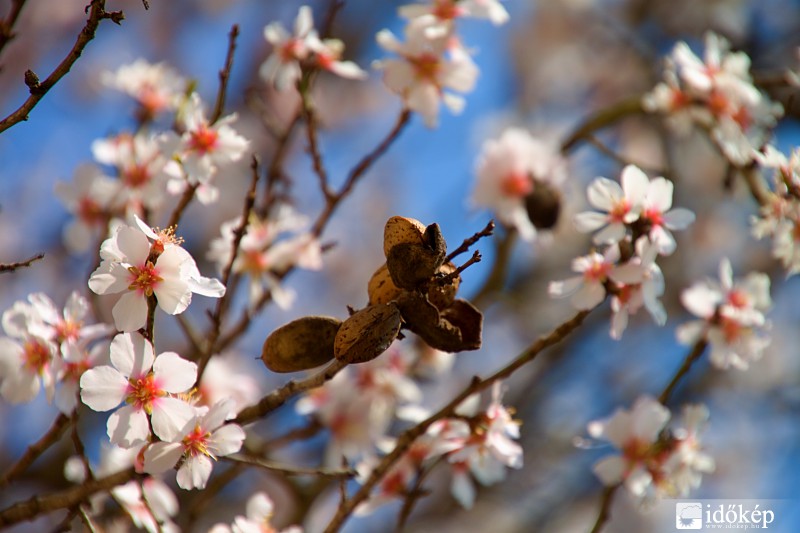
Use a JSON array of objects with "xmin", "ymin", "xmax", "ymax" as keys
[
  {"xmin": 0, "ymin": 467, "xmax": 139, "ymax": 527},
  {"xmin": 324, "ymin": 309, "xmax": 591, "ymax": 532},
  {"xmin": 165, "ymin": 182, "xmax": 199, "ymax": 230},
  {"xmin": 311, "ymin": 109, "xmax": 412, "ymax": 237},
  {"xmin": 437, "ymin": 250, "xmax": 481, "ymax": 286},
  {"xmin": 302, "ymin": 87, "xmax": 334, "ymax": 200},
  {"xmin": 658, "ymin": 339, "xmax": 708, "ymax": 406},
  {"xmin": 234, "ymin": 358, "xmax": 348, "ymax": 426},
  {"xmin": 0, "ymin": 0, "xmax": 123, "ymax": 134},
  {"xmin": 209, "ymin": 24, "xmax": 239, "ymax": 125},
  {"xmin": 590, "ymin": 485, "xmax": 619, "ymax": 533},
  {"xmin": 0, "ymin": 252, "xmax": 44, "ymax": 273},
  {"xmin": 0, "ymin": 414, "xmax": 70, "ymax": 487},
  {"xmin": 196, "ymin": 157, "xmax": 260, "ymax": 382},
  {"xmin": 445, "ymin": 220, "xmax": 495, "ymax": 263},
  {"xmin": 560, "ymin": 96, "xmax": 644, "ymax": 154},
  {"xmin": 225, "ymin": 454, "xmax": 356, "ymax": 478},
  {"xmin": 0, "ymin": 0, "xmax": 28, "ymax": 58}
]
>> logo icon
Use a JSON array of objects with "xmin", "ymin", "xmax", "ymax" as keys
[{"xmin": 676, "ymin": 502, "xmax": 703, "ymax": 529}]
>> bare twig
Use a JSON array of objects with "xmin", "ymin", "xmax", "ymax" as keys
[
  {"xmin": 0, "ymin": 0, "xmax": 123, "ymax": 134},
  {"xmin": 0, "ymin": 467, "xmax": 139, "ymax": 527},
  {"xmin": 210, "ymin": 24, "xmax": 240, "ymax": 125},
  {"xmin": 0, "ymin": 414, "xmax": 70, "ymax": 487},
  {"xmin": 560, "ymin": 96, "xmax": 645, "ymax": 154},
  {"xmin": 659, "ymin": 339, "xmax": 709, "ymax": 405},
  {"xmin": 445, "ymin": 220, "xmax": 495, "ymax": 262},
  {"xmin": 0, "ymin": 0, "xmax": 28, "ymax": 58},
  {"xmin": 471, "ymin": 228, "xmax": 518, "ymax": 309},
  {"xmin": 234, "ymin": 358, "xmax": 349, "ymax": 426},
  {"xmin": 166, "ymin": 182, "xmax": 199, "ymax": 230},
  {"xmin": 0, "ymin": 252, "xmax": 44, "ymax": 273},
  {"xmin": 225, "ymin": 454, "xmax": 357, "ymax": 478},
  {"xmin": 324, "ymin": 309, "xmax": 592, "ymax": 532},
  {"xmin": 590, "ymin": 486, "xmax": 618, "ymax": 533},
  {"xmin": 437, "ymin": 250, "xmax": 481, "ymax": 286}
]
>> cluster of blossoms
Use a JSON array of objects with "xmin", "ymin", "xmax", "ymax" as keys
[
  {"xmin": 678, "ymin": 257, "xmax": 771, "ymax": 370},
  {"xmin": 643, "ymin": 31, "xmax": 782, "ymax": 165},
  {"xmin": 587, "ymin": 395, "xmax": 715, "ymax": 502},
  {"xmin": 751, "ymin": 145, "xmax": 800, "ymax": 275},
  {"xmin": 0, "ymin": 291, "xmax": 112, "ymax": 411},
  {"xmin": 207, "ymin": 205, "xmax": 323, "ymax": 309},
  {"xmin": 260, "ymin": 5, "xmax": 367, "ymax": 91},
  {"xmin": 471, "ymin": 127, "xmax": 567, "ymax": 241},
  {"xmin": 550, "ymin": 164, "xmax": 695, "ymax": 339},
  {"xmin": 79, "ymin": 331, "xmax": 246, "ymax": 490},
  {"xmin": 56, "ymin": 60, "xmax": 249, "ymax": 253},
  {"xmin": 210, "ymin": 492, "xmax": 302, "ymax": 533},
  {"xmin": 375, "ymin": 0, "xmax": 508, "ymax": 127}
]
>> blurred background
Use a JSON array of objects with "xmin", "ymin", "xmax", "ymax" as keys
[{"xmin": 1, "ymin": 0, "xmax": 800, "ymax": 531}]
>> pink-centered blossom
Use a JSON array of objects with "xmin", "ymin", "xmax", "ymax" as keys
[
  {"xmin": 143, "ymin": 399, "xmax": 245, "ymax": 490},
  {"xmin": 101, "ymin": 58, "xmax": 186, "ymax": 121},
  {"xmin": 677, "ymin": 257, "xmax": 771, "ymax": 370},
  {"xmin": 472, "ymin": 127, "xmax": 566, "ymax": 240},
  {"xmin": 210, "ymin": 492, "xmax": 303, "ymax": 533},
  {"xmin": 399, "ymin": 0, "xmax": 509, "ymax": 39},
  {"xmin": 260, "ymin": 5, "xmax": 316, "ymax": 91},
  {"xmin": 88, "ymin": 217, "xmax": 224, "ymax": 332},
  {"xmin": 375, "ymin": 23, "xmax": 478, "ymax": 128},
  {"xmin": 55, "ymin": 163, "xmax": 118, "ymax": 253},
  {"xmin": 79, "ymin": 332, "xmax": 197, "ymax": 447}
]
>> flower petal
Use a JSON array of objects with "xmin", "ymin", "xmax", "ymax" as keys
[
  {"xmin": 143, "ymin": 442, "xmax": 185, "ymax": 474},
  {"xmin": 153, "ymin": 352, "xmax": 197, "ymax": 393},
  {"xmin": 80, "ymin": 366, "xmax": 129, "ymax": 411}
]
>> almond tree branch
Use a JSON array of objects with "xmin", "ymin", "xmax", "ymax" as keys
[
  {"xmin": 0, "ymin": 252, "xmax": 44, "ymax": 273},
  {"xmin": 0, "ymin": 414, "xmax": 70, "ymax": 488},
  {"xmin": 324, "ymin": 309, "xmax": 592, "ymax": 533},
  {"xmin": 0, "ymin": 0, "xmax": 124, "ymax": 134},
  {"xmin": 0, "ymin": 467, "xmax": 139, "ymax": 527},
  {"xmin": 225, "ymin": 454, "xmax": 356, "ymax": 478},
  {"xmin": 0, "ymin": 0, "xmax": 28, "ymax": 58},
  {"xmin": 560, "ymin": 96, "xmax": 645, "ymax": 154},
  {"xmin": 234, "ymin": 358, "xmax": 348, "ymax": 426},
  {"xmin": 209, "ymin": 24, "xmax": 239, "ymax": 125}
]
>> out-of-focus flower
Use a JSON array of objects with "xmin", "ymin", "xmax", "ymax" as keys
[
  {"xmin": 472, "ymin": 128, "xmax": 566, "ymax": 240},
  {"xmin": 677, "ymin": 257, "xmax": 771, "ymax": 370},
  {"xmin": 662, "ymin": 404, "xmax": 716, "ymax": 497},
  {"xmin": 55, "ymin": 163, "xmax": 118, "ymax": 253},
  {"xmin": 0, "ymin": 330, "xmax": 56, "ymax": 404},
  {"xmin": 79, "ymin": 332, "xmax": 197, "ymax": 447},
  {"xmin": 101, "ymin": 59, "xmax": 186, "ymax": 122},
  {"xmin": 143, "ymin": 399, "xmax": 245, "ymax": 490},
  {"xmin": 375, "ymin": 23, "xmax": 478, "ymax": 128},
  {"xmin": 644, "ymin": 32, "xmax": 782, "ymax": 166},
  {"xmin": 399, "ymin": 0, "xmax": 509, "ymax": 39},
  {"xmin": 260, "ymin": 5, "xmax": 316, "ymax": 91},
  {"xmin": 208, "ymin": 210, "xmax": 322, "ymax": 309},
  {"xmin": 88, "ymin": 217, "xmax": 225, "ymax": 332},
  {"xmin": 92, "ymin": 132, "xmax": 171, "ymax": 213},
  {"xmin": 210, "ymin": 492, "xmax": 303, "ymax": 533},
  {"xmin": 197, "ymin": 354, "xmax": 261, "ymax": 412}
]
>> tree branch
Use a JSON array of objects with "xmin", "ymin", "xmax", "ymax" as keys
[{"xmin": 0, "ymin": 252, "xmax": 44, "ymax": 273}]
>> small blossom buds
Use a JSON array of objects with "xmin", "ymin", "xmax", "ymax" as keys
[
  {"xmin": 334, "ymin": 303, "xmax": 402, "ymax": 364},
  {"xmin": 261, "ymin": 316, "xmax": 340, "ymax": 373}
]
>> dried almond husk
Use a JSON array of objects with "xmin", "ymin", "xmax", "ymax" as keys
[
  {"xmin": 334, "ymin": 303, "xmax": 402, "ymax": 364},
  {"xmin": 367, "ymin": 263, "xmax": 403, "ymax": 305},
  {"xmin": 383, "ymin": 216, "xmax": 426, "ymax": 257},
  {"xmin": 261, "ymin": 316, "xmax": 341, "ymax": 373},
  {"xmin": 396, "ymin": 293, "xmax": 482, "ymax": 353},
  {"xmin": 428, "ymin": 261, "xmax": 460, "ymax": 310}
]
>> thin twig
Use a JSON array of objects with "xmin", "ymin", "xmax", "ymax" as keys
[
  {"xmin": 471, "ymin": 228, "xmax": 518, "ymax": 309},
  {"xmin": 560, "ymin": 96, "xmax": 645, "ymax": 154},
  {"xmin": 324, "ymin": 309, "xmax": 592, "ymax": 533},
  {"xmin": 196, "ymin": 157, "xmax": 260, "ymax": 382},
  {"xmin": 77, "ymin": 505, "xmax": 99, "ymax": 533},
  {"xmin": 445, "ymin": 220, "xmax": 495, "ymax": 262},
  {"xmin": 437, "ymin": 250, "xmax": 481, "ymax": 286},
  {"xmin": 166, "ymin": 182, "xmax": 199, "ymax": 230},
  {"xmin": 0, "ymin": 0, "xmax": 28, "ymax": 58},
  {"xmin": 0, "ymin": 252, "xmax": 44, "ymax": 273},
  {"xmin": 0, "ymin": 414, "xmax": 71, "ymax": 487},
  {"xmin": 0, "ymin": 467, "xmax": 139, "ymax": 527},
  {"xmin": 210, "ymin": 24, "xmax": 239, "ymax": 125},
  {"xmin": 225, "ymin": 454, "xmax": 357, "ymax": 478},
  {"xmin": 0, "ymin": 0, "xmax": 123, "ymax": 134},
  {"xmin": 302, "ymin": 87, "xmax": 334, "ymax": 199},
  {"xmin": 590, "ymin": 485, "xmax": 618, "ymax": 533},
  {"xmin": 234, "ymin": 358, "xmax": 349, "ymax": 426},
  {"xmin": 311, "ymin": 109, "xmax": 412, "ymax": 237}
]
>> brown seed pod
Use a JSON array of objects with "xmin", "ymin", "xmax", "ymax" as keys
[
  {"xmin": 367, "ymin": 263, "xmax": 403, "ymax": 305},
  {"xmin": 383, "ymin": 216, "xmax": 426, "ymax": 257},
  {"xmin": 334, "ymin": 303, "xmax": 402, "ymax": 364},
  {"xmin": 524, "ymin": 179, "xmax": 562, "ymax": 230},
  {"xmin": 396, "ymin": 293, "xmax": 482, "ymax": 353},
  {"xmin": 386, "ymin": 242, "xmax": 444, "ymax": 290},
  {"xmin": 428, "ymin": 261, "xmax": 460, "ymax": 310},
  {"xmin": 261, "ymin": 316, "xmax": 341, "ymax": 373}
]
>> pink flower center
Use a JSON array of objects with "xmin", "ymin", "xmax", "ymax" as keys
[
  {"xmin": 241, "ymin": 248, "xmax": 269, "ymax": 274},
  {"xmin": 182, "ymin": 424, "xmax": 211, "ymax": 457},
  {"xmin": 280, "ymin": 38, "xmax": 305, "ymax": 62},
  {"xmin": 188, "ymin": 125, "xmax": 219, "ymax": 155},
  {"xmin": 726, "ymin": 289, "xmax": 749, "ymax": 309},
  {"xmin": 138, "ymin": 84, "xmax": 169, "ymax": 116},
  {"xmin": 63, "ymin": 359, "xmax": 91, "ymax": 382},
  {"xmin": 123, "ymin": 164, "xmax": 152, "ymax": 188},
  {"xmin": 78, "ymin": 197, "xmax": 105, "ymax": 225},
  {"xmin": 641, "ymin": 207, "xmax": 664, "ymax": 227},
  {"xmin": 720, "ymin": 317, "xmax": 742, "ymax": 343},
  {"xmin": 609, "ymin": 199, "xmax": 631, "ymax": 223},
  {"xmin": 55, "ymin": 319, "xmax": 82, "ymax": 344},
  {"xmin": 380, "ymin": 470, "xmax": 407, "ymax": 496},
  {"xmin": 126, "ymin": 373, "xmax": 164, "ymax": 413},
  {"xmin": 670, "ymin": 88, "xmax": 690, "ymax": 110},
  {"xmin": 500, "ymin": 172, "xmax": 533, "ymax": 197},
  {"xmin": 410, "ymin": 53, "xmax": 441, "ymax": 83},
  {"xmin": 127, "ymin": 261, "xmax": 163, "ymax": 297},
  {"xmin": 433, "ymin": 0, "xmax": 465, "ymax": 20},
  {"xmin": 23, "ymin": 340, "xmax": 50, "ymax": 374},
  {"xmin": 583, "ymin": 260, "xmax": 611, "ymax": 282}
]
